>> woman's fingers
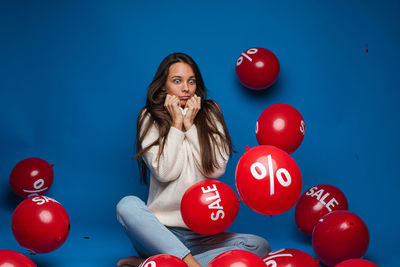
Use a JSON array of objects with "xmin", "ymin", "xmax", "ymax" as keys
[{"xmin": 164, "ymin": 95, "xmax": 183, "ymax": 129}]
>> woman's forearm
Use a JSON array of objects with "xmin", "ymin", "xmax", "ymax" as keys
[{"xmin": 182, "ymin": 253, "xmax": 202, "ymax": 267}]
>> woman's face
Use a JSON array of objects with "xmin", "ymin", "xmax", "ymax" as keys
[{"xmin": 164, "ymin": 62, "xmax": 197, "ymax": 108}]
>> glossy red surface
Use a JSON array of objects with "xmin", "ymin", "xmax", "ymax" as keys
[
  {"xmin": 262, "ymin": 248, "xmax": 319, "ymax": 267},
  {"xmin": 235, "ymin": 145, "xmax": 302, "ymax": 215},
  {"xmin": 235, "ymin": 47, "xmax": 280, "ymax": 90},
  {"xmin": 11, "ymin": 196, "xmax": 70, "ymax": 253},
  {"xmin": 181, "ymin": 180, "xmax": 239, "ymax": 235},
  {"xmin": 0, "ymin": 250, "xmax": 36, "ymax": 267},
  {"xmin": 295, "ymin": 184, "xmax": 348, "ymax": 235},
  {"xmin": 139, "ymin": 254, "xmax": 188, "ymax": 267},
  {"xmin": 207, "ymin": 250, "xmax": 266, "ymax": 267},
  {"xmin": 312, "ymin": 211, "xmax": 369, "ymax": 266},
  {"xmin": 256, "ymin": 103, "xmax": 305, "ymax": 154},
  {"xmin": 9, "ymin": 157, "xmax": 54, "ymax": 198}
]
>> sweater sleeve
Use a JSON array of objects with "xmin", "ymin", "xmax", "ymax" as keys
[
  {"xmin": 185, "ymin": 122, "xmax": 229, "ymax": 179},
  {"xmin": 141, "ymin": 117, "xmax": 186, "ymax": 183}
]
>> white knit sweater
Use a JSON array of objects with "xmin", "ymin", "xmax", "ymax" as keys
[{"xmin": 141, "ymin": 108, "xmax": 229, "ymax": 228}]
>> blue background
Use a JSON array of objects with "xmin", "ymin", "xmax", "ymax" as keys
[{"xmin": 1, "ymin": 0, "xmax": 399, "ymax": 266}]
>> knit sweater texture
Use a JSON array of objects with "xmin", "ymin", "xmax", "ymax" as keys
[{"xmin": 141, "ymin": 108, "xmax": 229, "ymax": 228}]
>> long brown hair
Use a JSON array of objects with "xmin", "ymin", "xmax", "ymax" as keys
[{"xmin": 135, "ymin": 52, "xmax": 234, "ymax": 184}]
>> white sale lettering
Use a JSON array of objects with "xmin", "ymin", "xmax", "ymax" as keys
[
  {"xmin": 305, "ymin": 186, "xmax": 339, "ymax": 212},
  {"xmin": 201, "ymin": 184, "xmax": 225, "ymax": 221}
]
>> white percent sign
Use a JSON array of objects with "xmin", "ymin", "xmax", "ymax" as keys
[
  {"xmin": 263, "ymin": 249, "xmax": 293, "ymax": 267},
  {"xmin": 299, "ymin": 119, "xmax": 305, "ymax": 135},
  {"xmin": 236, "ymin": 48, "xmax": 258, "ymax": 66},
  {"xmin": 23, "ymin": 178, "xmax": 48, "ymax": 197},
  {"xmin": 250, "ymin": 154, "xmax": 291, "ymax": 195},
  {"xmin": 139, "ymin": 261, "xmax": 156, "ymax": 267}
]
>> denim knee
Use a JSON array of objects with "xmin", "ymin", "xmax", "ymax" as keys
[
  {"xmin": 238, "ymin": 234, "xmax": 271, "ymax": 258},
  {"xmin": 116, "ymin": 195, "xmax": 145, "ymax": 222}
]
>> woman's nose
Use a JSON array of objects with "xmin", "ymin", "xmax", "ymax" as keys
[{"xmin": 182, "ymin": 82, "xmax": 189, "ymax": 92}]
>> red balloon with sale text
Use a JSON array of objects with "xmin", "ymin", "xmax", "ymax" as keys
[
  {"xmin": 207, "ymin": 250, "xmax": 266, "ymax": 267},
  {"xmin": 139, "ymin": 254, "xmax": 188, "ymax": 267},
  {"xmin": 235, "ymin": 47, "xmax": 280, "ymax": 90},
  {"xmin": 312, "ymin": 211, "xmax": 369, "ymax": 266},
  {"xmin": 11, "ymin": 196, "xmax": 70, "ymax": 253},
  {"xmin": 181, "ymin": 180, "xmax": 239, "ymax": 235},
  {"xmin": 335, "ymin": 258, "xmax": 378, "ymax": 267},
  {"xmin": 262, "ymin": 248, "xmax": 319, "ymax": 267},
  {"xmin": 295, "ymin": 184, "xmax": 348, "ymax": 235},
  {"xmin": 256, "ymin": 103, "xmax": 305, "ymax": 154},
  {"xmin": 0, "ymin": 250, "xmax": 36, "ymax": 267},
  {"xmin": 10, "ymin": 157, "xmax": 54, "ymax": 198},
  {"xmin": 235, "ymin": 145, "xmax": 302, "ymax": 215}
]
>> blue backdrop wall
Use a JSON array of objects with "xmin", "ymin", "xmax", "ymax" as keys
[{"xmin": 1, "ymin": 1, "xmax": 399, "ymax": 266}]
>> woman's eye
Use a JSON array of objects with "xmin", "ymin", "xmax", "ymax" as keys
[
  {"xmin": 189, "ymin": 79, "xmax": 196, "ymax": 84},
  {"xmin": 173, "ymin": 80, "xmax": 180, "ymax": 84}
]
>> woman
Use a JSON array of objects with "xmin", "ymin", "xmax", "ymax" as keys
[{"xmin": 116, "ymin": 53, "xmax": 270, "ymax": 267}]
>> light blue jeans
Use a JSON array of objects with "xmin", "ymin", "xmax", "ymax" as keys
[{"xmin": 116, "ymin": 196, "xmax": 271, "ymax": 266}]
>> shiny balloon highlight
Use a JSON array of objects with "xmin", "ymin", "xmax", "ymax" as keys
[
  {"xmin": 295, "ymin": 184, "xmax": 348, "ymax": 235},
  {"xmin": 312, "ymin": 210, "xmax": 369, "ymax": 266},
  {"xmin": 181, "ymin": 180, "xmax": 239, "ymax": 235},
  {"xmin": 10, "ymin": 157, "xmax": 54, "ymax": 198},
  {"xmin": 235, "ymin": 145, "xmax": 302, "ymax": 215},
  {"xmin": 207, "ymin": 250, "xmax": 266, "ymax": 267},
  {"xmin": 236, "ymin": 47, "xmax": 280, "ymax": 90},
  {"xmin": 0, "ymin": 250, "xmax": 36, "ymax": 267},
  {"xmin": 256, "ymin": 103, "xmax": 305, "ymax": 154},
  {"xmin": 12, "ymin": 196, "xmax": 70, "ymax": 253},
  {"xmin": 139, "ymin": 254, "xmax": 188, "ymax": 267}
]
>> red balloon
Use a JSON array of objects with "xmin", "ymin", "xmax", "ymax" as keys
[
  {"xmin": 207, "ymin": 250, "xmax": 266, "ymax": 267},
  {"xmin": 295, "ymin": 184, "xmax": 348, "ymax": 235},
  {"xmin": 11, "ymin": 196, "xmax": 70, "ymax": 253},
  {"xmin": 312, "ymin": 211, "xmax": 369, "ymax": 266},
  {"xmin": 181, "ymin": 180, "xmax": 239, "ymax": 235},
  {"xmin": 139, "ymin": 254, "xmax": 187, "ymax": 267},
  {"xmin": 262, "ymin": 248, "xmax": 319, "ymax": 267},
  {"xmin": 235, "ymin": 145, "xmax": 302, "ymax": 215},
  {"xmin": 235, "ymin": 47, "xmax": 280, "ymax": 90},
  {"xmin": 10, "ymin": 157, "xmax": 54, "ymax": 198},
  {"xmin": 335, "ymin": 258, "xmax": 378, "ymax": 267},
  {"xmin": 256, "ymin": 103, "xmax": 305, "ymax": 154},
  {"xmin": 0, "ymin": 250, "xmax": 36, "ymax": 267}
]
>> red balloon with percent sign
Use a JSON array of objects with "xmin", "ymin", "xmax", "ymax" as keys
[
  {"xmin": 256, "ymin": 103, "xmax": 305, "ymax": 154},
  {"xmin": 262, "ymin": 248, "xmax": 319, "ymax": 267},
  {"xmin": 207, "ymin": 250, "xmax": 266, "ymax": 267},
  {"xmin": 235, "ymin": 47, "xmax": 280, "ymax": 90},
  {"xmin": 235, "ymin": 145, "xmax": 302, "ymax": 215},
  {"xmin": 295, "ymin": 184, "xmax": 348, "ymax": 235},
  {"xmin": 312, "ymin": 211, "xmax": 369, "ymax": 266},
  {"xmin": 139, "ymin": 254, "xmax": 188, "ymax": 267},
  {"xmin": 181, "ymin": 180, "xmax": 239, "ymax": 235},
  {"xmin": 0, "ymin": 250, "xmax": 36, "ymax": 267},
  {"xmin": 10, "ymin": 157, "xmax": 54, "ymax": 198},
  {"xmin": 334, "ymin": 258, "xmax": 378, "ymax": 267},
  {"xmin": 11, "ymin": 196, "xmax": 70, "ymax": 253}
]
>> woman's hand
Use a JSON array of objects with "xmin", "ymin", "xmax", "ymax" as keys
[
  {"xmin": 183, "ymin": 95, "xmax": 201, "ymax": 130},
  {"xmin": 164, "ymin": 94, "xmax": 183, "ymax": 130}
]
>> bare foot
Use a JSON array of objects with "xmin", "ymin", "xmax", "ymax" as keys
[{"xmin": 117, "ymin": 256, "xmax": 145, "ymax": 267}]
